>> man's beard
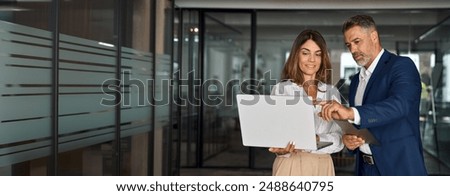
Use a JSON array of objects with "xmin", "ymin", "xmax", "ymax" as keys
[{"xmin": 353, "ymin": 53, "xmax": 370, "ymax": 67}]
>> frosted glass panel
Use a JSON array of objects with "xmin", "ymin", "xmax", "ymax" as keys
[
  {"xmin": 0, "ymin": 21, "xmax": 52, "ymax": 166},
  {"xmin": 120, "ymin": 49, "xmax": 153, "ymax": 135},
  {"xmin": 0, "ymin": 119, "xmax": 51, "ymax": 144},
  {"xmin": 0, "ymin": 96, "xmax": 51, "ymax": 120},
  {"xmin": 154, "ymin": 54, "xmax": 171, "ymax": 120},
  {"xmin": 59, "ymin": 112, "xmax": 115, "ymax": 135},
  {"xmin": 0, "ymin": 20, "xmax": 155, "ymax": 166}
]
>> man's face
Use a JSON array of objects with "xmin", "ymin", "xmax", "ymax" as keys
[{"xmin": 344, "ymin": 26, "xmax": 377, "ymax": 68}]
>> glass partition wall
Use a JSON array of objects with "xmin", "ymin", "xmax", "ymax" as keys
[
  {"xmin": 402, "ymin": 15, "xmax": 450, "ymax": 169},
  {"xmin": 0, "ymin": 0, "xmax": 174, "ymax": 176},
  {"xmin": 0, "ymin": 0, "xmax": 53, "ymax": 176},
  {"xmin": 201, "ymin": 12, "xmax": 252, "ymax": 168}
]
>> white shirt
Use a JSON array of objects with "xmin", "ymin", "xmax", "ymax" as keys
[
  {"xmin": 271, "ymin": 80, "xmax": 344, "ymax": 155},
  {"xmin": 351, "ymin": 49, "xmax": 384, "ymax": 154}
]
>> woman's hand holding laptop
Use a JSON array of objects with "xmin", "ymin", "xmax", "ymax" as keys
[{"xmin": 268, "ymin": 134, "xmax": 320, "ymax": 156}]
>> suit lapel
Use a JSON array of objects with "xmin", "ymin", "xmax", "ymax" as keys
[
  {"xmin": 362, "ymin": 51, "xmax": 392, "ymax": 104},
  {"xmin": 349, "ymin": 73, "xmax": 359, "ymax": 107}
]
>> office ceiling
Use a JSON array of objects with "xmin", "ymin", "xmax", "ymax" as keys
[
  {"xmin": 176, "ymin": 0, "xmax": 450, "ymax": 52},
  {"xmin": 175, "ymin": 0, "xmax": 450, "ymax": 10}
]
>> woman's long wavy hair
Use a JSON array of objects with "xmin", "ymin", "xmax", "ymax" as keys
[{"xmin": 281, "ymin": 29, "xmax": 332, "ymax": 85}]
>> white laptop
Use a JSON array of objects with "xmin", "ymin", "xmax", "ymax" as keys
[{"xmin": 236, "ymin": 94, "xmax": 333, "ymax": 150}]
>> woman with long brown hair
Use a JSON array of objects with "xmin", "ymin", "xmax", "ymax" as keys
[{"xmin": 269, "ymin": 29, "xmax": 343, "ymax": 176}]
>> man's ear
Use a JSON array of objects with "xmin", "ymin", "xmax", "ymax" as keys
[{"xmin": 371, "ymin": 30, "xmax": 379, "ymax": 43}]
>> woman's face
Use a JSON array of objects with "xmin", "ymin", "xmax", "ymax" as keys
[{"xmin": 298, "ymin": 39, "xmax": 322, "ymax": 80}]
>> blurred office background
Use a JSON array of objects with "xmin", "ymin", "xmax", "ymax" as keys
[{"xmin": 0, "ymin": 0, "xmax": 449, "ymax": 176}]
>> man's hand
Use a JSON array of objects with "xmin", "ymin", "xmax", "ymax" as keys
[
  {"xmin": 318, "ymin": 100, "xmax": 355, "ymax": 121},
  {"xmin": 343, "ymin": 134, "xmax": 365, "ymax": 150}
]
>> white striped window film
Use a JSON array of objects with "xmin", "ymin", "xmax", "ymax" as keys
[{"xmin": 0, "ymin": 20, "xmax": 154, "ymax": 166}]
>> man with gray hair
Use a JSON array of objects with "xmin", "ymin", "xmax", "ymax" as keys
[{"xmin": 320, "ymin": 15, "xmax": 427, "ymax": 176}]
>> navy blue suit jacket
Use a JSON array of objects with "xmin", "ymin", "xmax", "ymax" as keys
[{"xmin": 349, "ymin": 50, "xmax": 428, "ymax": 175}]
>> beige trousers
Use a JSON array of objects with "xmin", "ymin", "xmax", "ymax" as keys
[{"xmin": 272, "ymin": 151, "xmax": 335, "ymax": 176}]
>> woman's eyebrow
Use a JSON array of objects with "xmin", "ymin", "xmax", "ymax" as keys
[{"xmin": 301, "ymin": 48, "xmax": 321, "ymax": 53}]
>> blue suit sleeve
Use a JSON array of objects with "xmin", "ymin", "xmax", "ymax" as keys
[{"xmin": 355, "ymin": 57, "xmax": 421, "ymax": 128}]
